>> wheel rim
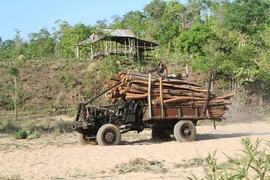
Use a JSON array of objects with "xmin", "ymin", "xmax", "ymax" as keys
[
  {"xmin": 182, "ymin": 126, "xmax": 191, "ymax": 137},
  {"xmin": 103, "ymin": 130, "xmax": 116, "ymax": 144}
]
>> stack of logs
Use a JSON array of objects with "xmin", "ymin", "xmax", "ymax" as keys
[{"xmin": 103, "ymin": 72, "xmax": 234, "ymax": 119}]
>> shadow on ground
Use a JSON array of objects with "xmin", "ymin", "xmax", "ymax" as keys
[
  {"xmin": 121, "ymin": 131, "xmax": 270, "ymax": 145},
  {"xmin": 196, "ymin": 132, "xmax": 270, "ymax": 141}
]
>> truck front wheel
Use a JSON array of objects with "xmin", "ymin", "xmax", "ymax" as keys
[
  {"xmin": 174, "ymin": 120, "xmax": 196, "ymax": 142},
  {"xmin": 97, "ymin": 124, "xmax": 121, "ymax": 146},
  {"xmin": 77, "ymin": 133, "xmax": 97, "ymax": 145}
]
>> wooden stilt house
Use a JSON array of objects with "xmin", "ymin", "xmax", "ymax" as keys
[{"xmin": 75, "ymin": 28, "xmax": 159, "ymax": 60}]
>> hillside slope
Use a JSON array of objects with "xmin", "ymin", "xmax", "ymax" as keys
[
  {"xmin": 0, "ymin": 58, "xmax": 205, "ymax": 118},
  {"xmin": 0, "ymin": 59, "xmax": 107, "ymax": 116}
]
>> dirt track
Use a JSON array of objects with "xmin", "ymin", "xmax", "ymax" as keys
[{"xmin": 0, "ymin": 121, "xmax": 270, "ymax": 180}]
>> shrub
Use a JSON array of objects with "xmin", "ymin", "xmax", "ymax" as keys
[{"xmin": 14, "ymin": 130, "xmax": 28, "ymax": 139}]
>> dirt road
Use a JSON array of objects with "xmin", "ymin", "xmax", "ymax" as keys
[{"xmin": 0, "ymin": 121, "xmax": 269, "ymax": 180}]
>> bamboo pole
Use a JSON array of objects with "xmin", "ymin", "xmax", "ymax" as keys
[
  {"xmin": 160, "ymin": 77, "xmax": 164, "ymax": 117},
  {"xmin": 148, "ymin": 73, "xmax": 152, "ymax": 118}
]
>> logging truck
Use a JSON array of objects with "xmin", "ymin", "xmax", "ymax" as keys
[{"xmin": 72, "ymin": 72, "xmax": 233, "ymax": 146}]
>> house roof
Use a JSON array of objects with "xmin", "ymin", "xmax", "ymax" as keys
[{"xmin": 76, "ymin": 28, "xmax": 159, "ymax": 47}]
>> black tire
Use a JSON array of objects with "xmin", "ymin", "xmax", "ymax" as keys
[
  {"xmin": 77, "ymin": 132, "xmax": 97, "ymax": 145},
  {"xmin": 174, "ymin": 120, "xmax": 196, "ymax": 142},
  {"xmin": 96, "ymin": 124, "xmax": 121, "ymax": 146},
  {"xmin": 151, "ymin": 129, "xmax": 172, "ymax": 142}
]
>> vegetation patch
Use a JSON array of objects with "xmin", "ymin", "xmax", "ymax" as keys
[
  {"xmin": 13, "ymin": 130, "xmax": 28, "ymax": 139},
  {"xmin": 183, "ymin": 137, "xmax": 270, "ymax": 180},
  {"xmin": 173, "ymin": 158, "xmax": 204, "ymax": 169},
  {"xmin": 113, "ymin": 158, "xmax": 168, "ymax": 174}
]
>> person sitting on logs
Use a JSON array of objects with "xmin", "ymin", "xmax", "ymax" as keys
[{"xmin": 149, "ymin": 61, "xmax": 168, "ymax": 78}]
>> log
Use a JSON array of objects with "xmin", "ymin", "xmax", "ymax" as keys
[
  {"xmin": 164, "ymin": 97, "xmax": 206, "ymax": 104},
  {"xmin": 130, "ymin": 83, "xmax": 208, "ymax": 97},
  {"xmin": 125, "ymin": 93, "xmax": 148, "ymax": 100},
  {"xmin": 131, "ymin": 80, "xmax": 208, "ymax": 92},
  {"xmin": 102, "ymin": 71, "xmax": 234, "ymax": 120}
]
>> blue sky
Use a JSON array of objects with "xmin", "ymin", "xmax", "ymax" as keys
[
  {"xmin": 0, "ymin": 0, "xmax": 152, "ymax": 41},
  {"xmin": 1, "ymin": 0, "xmax": 187, "ymax": 41}
]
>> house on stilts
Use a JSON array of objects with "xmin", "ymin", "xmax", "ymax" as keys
[{"xmin": 75, "ymin": 28, "xmax": 159, "ymax": 60}]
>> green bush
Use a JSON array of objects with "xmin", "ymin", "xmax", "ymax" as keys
[{"xmin": 14, "ymin": 130, "xmax": 28, "ymax": 139}]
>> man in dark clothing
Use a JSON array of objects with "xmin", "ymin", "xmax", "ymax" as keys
[{"xmin": 151, "ymin": 61, "xmax": 168, "ymax": 78}]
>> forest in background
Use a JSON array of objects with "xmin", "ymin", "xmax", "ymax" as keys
[{"xmin": 1, "ymin": 0, "xmax": 270, "ymax": 121}]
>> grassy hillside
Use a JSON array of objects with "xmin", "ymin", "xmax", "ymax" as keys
[
  {"xmin": 1, "ymin": 58, "xmax": 107, "ymax": 118},
  {"xmin": 1, "ymin": 57, "xmax": 182, "ymax": 119}
]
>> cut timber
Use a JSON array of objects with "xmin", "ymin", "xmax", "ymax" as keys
[
  {"xmin": 103, "ymin": 71, "xmax": 234, "ymax": 121},
  {"xmin": 126, "ymin": 93, "xmax": 148, "ymax": 100},
  {"xmin": 164, "ymin": 97, "xmax": 206, "ymax": 104}
]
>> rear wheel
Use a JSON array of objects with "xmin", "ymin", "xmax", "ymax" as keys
[
  {"xmin": 174, "ymin": 120, "xmax": 196, "ymax": 142},
  {"xmin": 151, "ymin": 129, "xmax": 172, "ymax": 142},
  {"xmin": 97, "ymin": 124, "xmax": 121, "ymax": 146},
  {"xmin": 77, "ymin": 132, "xmax": 97, "ymax": 145}
]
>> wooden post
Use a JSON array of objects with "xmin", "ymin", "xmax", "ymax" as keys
[
  {"xmin": 137, "ymin": 41, "xmax": 139, "ymax": 61},
  {"xmin": 151, "ymin": 43, "xmax": 153, "ymax": 61},
  {"xmin": 128, "ymin": 38, "xmax": 131, "ymax": 54},
  {"xmin": 201, "ymin": 73, "xmax": 212, "ymax": 118},
  {"xmin": 76, "ymin": 45, "xmax": 79, "ymax": 59},
  {"xmin": 148, "ymin": 73, "xmax": 152, "ymax": 118},
  {"xmin": 110, "ymin": 39, "xmax": 112, "ymax": 53},
  {"xmin": 160, "ymin": 77, "xmax": 164, "ymax": 117},
  {"xmin": 90, "ymin": 44, "xmax": 93, "ymax": 59},
  {"xmin": 115, "ymin": 40, "xmax": 117, "ymax": 54},
  {"xmin": 144, "ymin": 42, "xmax": 146, "ymax": 61},
  {"xmin": 124, "ymin": 40, "xmax": 127, "ymax": 56}
]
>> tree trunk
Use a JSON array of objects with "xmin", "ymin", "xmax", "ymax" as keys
[{"xmin": 13, "ymin": 76, "xmax": 18, "ymax": 121}]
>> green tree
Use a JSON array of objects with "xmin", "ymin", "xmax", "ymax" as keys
[
  {"xmin": 2, "ymin": 67, "xmax": 25, "ymax": 120},
  {"xmin": 177, "ymin": 23, "xmax": 219, "ymax": 72},
  {"xmin": 25, "ymin": 27, "xmax": 55, "ymax": 58},
  {"xmin": 14, "ymin": 29, "xmax": 23, "ymax": 55},
  {"xmin": 109, "ymin": 15, "xmax": 124, "ymax": 29},
  {"xmin": 158, "ymin": 0, "xmax": 185, "ymax": 49},
  {"xmin": 121, "ymin": 10, "xmax": 146, "ymax": 38},
  {"xmin": 54, "ymin": 20, "xmax": 93, "ymax": 58},
  {"xmin": 223, "ymin": 0, "xmax": 270, "ymax": 47},
  {"xmin": 96, "ymin": 19, "xmax": 108, "ymax": 28},
  {"xmin": 144, "ymin": 0, "xmax": 166, "ymax": 20},
  {"xmin": 0, "ymin": 39, "xmax": 15, "ymax": 60},
  {"xmin": 143, "ymin": 0, "xmax": 166, "ymax": 41}
]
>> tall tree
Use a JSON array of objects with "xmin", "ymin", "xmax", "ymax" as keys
[
  {"xmin": 26, "ymin": 27, "xmax": 55, "ymax": 58},
  {"xmin": 0, "ymin": 39, "xmax": 15, "ymax": 60},
  {"xmin": 158, "ymin": 0, "xmax": 186, "ymax": 49},
  {"xmin": 109, "ymin": 15, "xmax": 124, "ymax": 29},
  {"xmin": 2, "ymin": 67, "xmax": 24, "ymax": 121},
  {"xmin": 223, "ymin": 0, "xmax": 270, "ymax": 47},
  {"xmin": 121, "ymin": 10, "xmax": 146, "ymax": 38},
  {"xmin": 144, "ymin": 0, "xmax": 166, "ymax": 20},
  {"xmin": 143, "ymin": 0, "xmax": 167, "ymax": 41},
  {"xmin": 96, "ymin": 19, "xmax": 108, "ymax": 28},
  {"xmin": 177, "ymin": 23, "xmax": 220, "ymax": 73},
  {"xmin": 54, "ymin": 20, "xmax": 93, "ymax": 58}
]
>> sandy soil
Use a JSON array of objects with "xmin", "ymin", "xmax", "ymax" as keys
[{"xmin": 0, "ymin": 121, "xmax": 270, "ymax": 180}]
